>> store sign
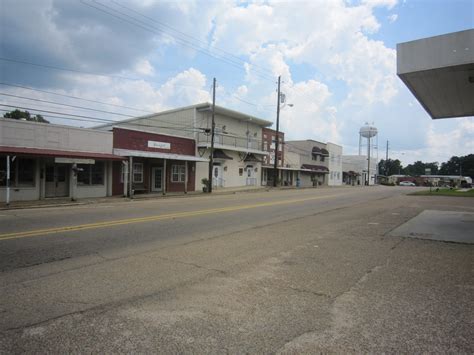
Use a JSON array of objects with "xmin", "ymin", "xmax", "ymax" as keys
[
  {"xmin": 55, "ymin": 157, "xmax": 95, "ymax": 164},
  {"xmin": 148, "ymin": 140, "xmax": 171, "ymax": 150}
]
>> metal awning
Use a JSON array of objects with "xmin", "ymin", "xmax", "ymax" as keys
[
  {"xmin": 198, "ymin": 142, "xmax": 269, "ymax": 156},
  {"xmin": 113, "ymin": 148, "xmax": 209, "ymax": 162},
  {"xmin": 0, "ymin": 146, "xmax": 123, "ymax": 160},
  {"xmin": 301, "ymin": 164, "xmax": 329, "ymax": 173},
  {"xmin": 244, "ymin": 153, "xmax": 262, "ymax": 162},
  {"xmin": 213, "ymin": 149, "xmax": 233, "ymax": 160}
]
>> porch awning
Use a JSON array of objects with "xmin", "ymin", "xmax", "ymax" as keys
[
  {"xmin": 113, "ymin": 148, "xmax": 209, "ymax": 162},
  {"xmin": 0, "ymin": 146, "xmax": 123, "ymax": 160},
  {"xmin": 301, "ymin": 164, "xmax": 329, "ymax": 173},
  {"xmin": 213, "ymin": 149, "xmax": 233, "ymax": 160},
  {"xmin": 244, "ymin": 153, "xmax": 262, "ymax": 163}
]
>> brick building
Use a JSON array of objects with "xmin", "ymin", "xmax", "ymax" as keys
[{"xmin": 112, "ymin": 128, "xmax": 208, "ymax": 196}]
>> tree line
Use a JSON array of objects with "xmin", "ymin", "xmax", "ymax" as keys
[{"xmin": 379, "ymin": 155, "xmax": 474, "ymax": 179}]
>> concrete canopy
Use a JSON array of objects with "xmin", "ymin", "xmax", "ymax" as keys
[{"xmin": 397, "ymin": 29, "xmax": 474, "ymax": 119}]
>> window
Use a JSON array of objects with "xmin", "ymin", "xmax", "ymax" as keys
[
  {"xmin": 0, "ymin": 157, "xmax": 35, "ymax": 187},
  {"xmin": 78, "ymin": 162, "xmax": 105, "ymax": 185},
  {"xmin": 312, "ymin": 155, "xmax": 317, "ymax": 161},
  {"xmin": 171, "ymin": 165, "xmax": 185, "ymax": 183},
  {"xmin": 263, "ymin": 141, "xmax": 268, "ymax": 151},
  {"xmin": 133, "ymin": 163, "xmax": 143, "ymax": 183},
  {"xmin": 239, "ymin": 168, "xmax": 243, "ymax": 176},
  {"xmin": 320, "ymin": 156, "xmax": 325, "ymax": 162}
]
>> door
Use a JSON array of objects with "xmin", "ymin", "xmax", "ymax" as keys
[
  {"xmin": 213, "ymin": 165, "xmax": 223, "ymax": 187},
  {"xmin": 246, "ymin": 166, "xmax": 256, "ymax": 186},
  {"xmin": 151, "ymin": 167, "xmax": 163, "ymax": 192},
  {"xmin": 45, "ymin": 164, "xmax": 69, "ymax": 198}
]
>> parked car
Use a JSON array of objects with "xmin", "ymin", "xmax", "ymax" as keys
[{"xmin": 399, "ymin": 181, "xmax": 416, "ymax": 186}]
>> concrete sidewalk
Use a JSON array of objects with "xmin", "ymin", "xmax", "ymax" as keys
[
  {"xmin": 0, "ymin": 184, "xmax": 365, "ymax": 211},
  {"xmin": 0, "ymin": 185, "xmax": 269, "ymax": 210}
]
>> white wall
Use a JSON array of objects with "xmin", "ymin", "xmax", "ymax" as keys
[
  {"xmin": 327, "ymin": 142, "xmax": 343, "ymax": 186},
  {"xmin": 342, "ymin": 155, "xmax": 378, "ymax": 185},
  {"xmin": 0, "ymin": 119, "xmax": 113, "ymax": 154},
  {"xmin": 195, "ymin": 149, "xmax": 262, "ymax": 188}
]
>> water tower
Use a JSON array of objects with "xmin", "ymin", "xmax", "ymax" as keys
[{"xmin": 359, "ymin": 123, "xmax": 378, "ymax": 185}]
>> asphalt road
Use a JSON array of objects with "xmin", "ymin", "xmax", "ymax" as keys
[{"xmin": 0, "ymin": 186, "xmax": 472, "ymax": 353}]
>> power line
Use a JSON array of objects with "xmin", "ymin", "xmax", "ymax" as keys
[
  {"xmin": 0, "ymin": 104, "xmax": 202, "ymax": 132},
  {"xmin": 0, "ymin": 82, "xmax": 152, "ymax": 114},
  {"xmin": 81, "ymin": 0, "xmax": 274, "ymax": 82},
  {"xmin": 110, "ymin": 0, "xmax": 275, "ymax": 78},
  {"xmin": 0, "ymin": 57, "xmax": 206, "ymax": 90},
  {"xmin": 0, "ymin": 93, "xmax": 137, "ymax": 118}
]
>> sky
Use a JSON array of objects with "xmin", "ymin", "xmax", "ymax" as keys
[{"xmin": 0, "ymin": 0, "xmax": 473, "ymax": 166}]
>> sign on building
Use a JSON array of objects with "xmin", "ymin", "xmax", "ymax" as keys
[{"xmin": 147, "ymin": 141, "xmax": 171, "ymax": 150}]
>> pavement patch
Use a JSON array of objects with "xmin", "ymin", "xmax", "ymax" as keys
[{"xmin": 389, "ymin": 210, "xmax": 474, "ymax": 244}]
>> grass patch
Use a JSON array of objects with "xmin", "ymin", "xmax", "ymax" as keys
[{"xmin": 409, "ymin": 188, "xmax": 474, "ymax": 197}]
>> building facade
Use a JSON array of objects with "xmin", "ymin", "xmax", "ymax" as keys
[
  {"xmin": 261, "ymin": 128, "xmax": 284, "ymax": 186},
  {"xmin": 327, "ymin": 142, "xmax": 343, "ymax": 186},
  {"xmin": 286, "ymin": 140, "xmax": 330, "ymax": 187},
  {"xmin": 342, "ymin": 155, "xmax": 378, "ymax": 186},
  {"xmin": 112, "ymin": 128, "xmax": 208, "ymax": 196},
  {"xmin": 96, "ymin": 103, "xmax": 272, "ymax": 190},
  {"xmin": 0, "ymin": 118, "xmax": 119, "ymax": 203}
]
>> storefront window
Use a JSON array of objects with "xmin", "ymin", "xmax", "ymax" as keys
[
  {"xmin": 133, "ymin": 163, "xmax": 143, "ymax": 183},
  {"xmin": 171, "ymin": 165, "xmax": 185, "ymax": 183},
  {"xmin": 78, "ymin": 162, "xmax": 104, "ymax": 185},
  {"xmin": 0, "ymin": 157, "xmax": 34, "ymax": 187}
]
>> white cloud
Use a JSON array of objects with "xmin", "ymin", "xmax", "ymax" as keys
[
  {"xmin": 388, "ymin": 14, "xmax": 398, "ymax": 23},
  {"xmin": 361, "ymin": 0, "xmax": 398, "ymax": 9},
  {"xmin": 134, "ymin": 59, "xmax": 155, "ymax": 76}
]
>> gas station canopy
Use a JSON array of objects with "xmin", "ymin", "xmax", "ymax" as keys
[{"xmin": 397, "ymin": 29, "xmax": 474, "ymax": 119}]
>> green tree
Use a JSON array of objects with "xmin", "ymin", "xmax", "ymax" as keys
[
  {"xmin": 3, "ymin": 109, "xmax": 49, "ymax": 123},
  {"xmin": 439, "ymin": 155, "xmax": 474, "ymax": 178},
  {"xmin": 378, "ymin": 158, "xmax": 403, "ymax": 176},
  {"xmin": 403, "ymin": 161, "xmax": 439, "ymax": 176}
]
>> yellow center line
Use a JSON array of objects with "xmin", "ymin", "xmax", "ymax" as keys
[{"xmin": 0, "ymin": 192, "xmax": 347, "ymax": 241}]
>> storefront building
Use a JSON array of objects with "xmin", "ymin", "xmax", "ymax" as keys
[
  {"xmin": 0, "ymin": 119, "xmax": 119, "ymax": 204},
  {"xmin": 112, "ymin": 128, "xmax": 208, "ymax": 196},
  {"xmin": 261, "ymin": 128, "xmax": 284, "ymax": 186}
]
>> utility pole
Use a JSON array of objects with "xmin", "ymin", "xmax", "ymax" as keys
[
  {"xmin": 273, "ymin": 75, "xmax": 281, "ymax": 187},
  {"xmin": 385, "ymin": 140, "xmax": 389, "ymax": 176},
  {"xmin": 6, "ymin": 155, "xmax": 10, "ymax": 207},
  {"xmin": 207, "ymin": 77, "xmax": 216, "ymax": 193},
  {"xmin": 367, "ymin": 136, "xmax": 371, "ymax": 185}
]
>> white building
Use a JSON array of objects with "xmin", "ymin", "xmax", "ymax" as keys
[
  {"xmin": 1, "ymin": 118, "xmax": 118, "ymax": 203},
  {"xmin": 96, "ymin": 103, "xmax": 272, "ymax": 190},
  {"xmin": 342, "ymin": 155, "xmax": 378, "ymax": 186},
  {"xmin": 327, "ymin": 142, "xmax": 343, "ymax": 186}
]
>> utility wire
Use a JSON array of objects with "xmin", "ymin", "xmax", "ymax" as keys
[
  {"xmin": 81, "ymin": 0, "xmax": 274, "ymax": 82},
  {"xmin": 0, "ymin": 104, "xmax": 203, "ymax": 132},
  {"xmin": 0, "ymin": 57, "xmax": 205, "ymax": 90},
  {"xmin": 110, "ymin": 0, "xmax": 275, "ymax": 78},
  {"xmin": 0, "ymin": 82, "xmax": 152, "ymax": 113}
]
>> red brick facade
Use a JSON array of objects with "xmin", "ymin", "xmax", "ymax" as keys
[
  {"xmin": 112, "ymin": 128, "xmax": 196, "ymax": 195},
  {"xmin": 262, "ymin": 128, "xmax": 284, "ymax": 167},
  {"xmin": 113, "ymin": 128, "xmax": 195, "ymax": 155}
]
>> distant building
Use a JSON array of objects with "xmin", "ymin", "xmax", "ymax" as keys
[
  {"xmin": 327, "ymin": 143, "xmax": 343, "ymax": 186},
  {"xmin": 286, "ymin": 140, "xmax": 330, "ymax": 187},
  {"xmin": 261, "ymin": 128, "xmax": 284, "ymax": 186},
  {"xmin": 342, "ymin": 155, "xmax": 378, "ymax": 186}
]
